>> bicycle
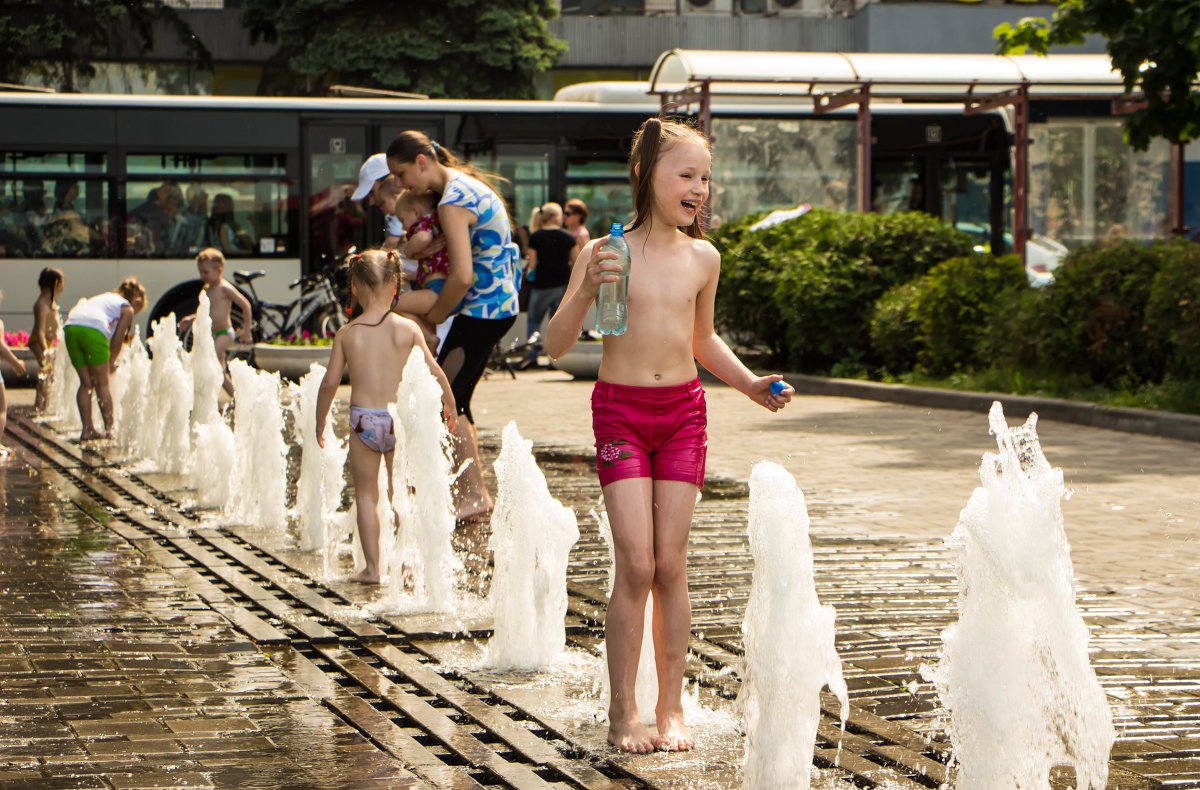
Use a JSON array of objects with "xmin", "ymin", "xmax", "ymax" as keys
[{"xmin": 233, "ymin": 257, "xmax": 349, "ymax": 343}]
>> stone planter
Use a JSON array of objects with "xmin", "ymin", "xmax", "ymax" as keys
[
  {"xmin": 252, "ymin": 343, "xmax": 343, "ymax": 382},
  {"xmin": 554, "ymin": 340, "xmax": 603, "ymax": 380}
]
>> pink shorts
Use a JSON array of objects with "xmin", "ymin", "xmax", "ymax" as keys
[{"xmin": 592, "ymin": 378, "xmax": 707, "ymax": 488}]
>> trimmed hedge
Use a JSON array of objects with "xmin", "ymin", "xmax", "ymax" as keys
[
  {"xmin": 711, "ymin": 209, "xmax": 975, "ymax": 371},
  {"xmin": 871, "ymin": 254, "xmax": 1028, "ymax": 376}
]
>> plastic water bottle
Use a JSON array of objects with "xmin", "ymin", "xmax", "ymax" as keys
[{"xmin": 596, "ymin": 222, "xmax": 630, "ymax": 336}]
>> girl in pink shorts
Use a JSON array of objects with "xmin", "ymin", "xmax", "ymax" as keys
[{"xmin": 545, "ymin": 118, "xmax": 794, "ymax": 755}]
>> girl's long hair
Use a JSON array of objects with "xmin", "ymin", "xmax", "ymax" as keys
[
  {"xmin": 386, "ymin": 131, "xmax": 511, "ymax": 220},
  {"xmin": 627, "ymin": 117, "xmax": 710, "ymax": 240},
  {"xmin": 529, "ymin": 202, "xmax": 562, "ymax": 233}
]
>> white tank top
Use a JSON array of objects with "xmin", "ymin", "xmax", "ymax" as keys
[{"xmin": 66, "ymin": 292, "xmax": 130, "ymax": 339}]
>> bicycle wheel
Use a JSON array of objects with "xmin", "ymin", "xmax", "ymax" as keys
[{"xmin": 309, "ymin": 304, "xmax": 347, "ymax": 338}]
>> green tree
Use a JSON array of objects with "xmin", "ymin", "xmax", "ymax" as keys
[
  {"xmin": 242, "ymin": 0, "xmax": 567, "ymax": 99},
  {"xmin": 995, "ymin": 0, "xmax": 1200, "ymax": 149},
  {"xmin": 0, "ymin": 0, "xmax": 209, "ymax": 92}
]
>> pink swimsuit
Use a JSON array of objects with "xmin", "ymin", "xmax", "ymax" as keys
[
  {"xmin": 591, "ymin": 378, "xmax": 707, "ymax": 488},
  {"xmin": 349, "ymin": 406, "xmax": 395, "ymax": 454}
]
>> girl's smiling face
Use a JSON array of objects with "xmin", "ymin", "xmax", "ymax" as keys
[{"xmin": 651, "ymin": 139, "xmax": 711, "ymax": 227}]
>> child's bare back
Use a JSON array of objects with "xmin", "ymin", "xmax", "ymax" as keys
[{"xmin": 337, "ymin": 312, "xmax": 422, "ymax": 409}]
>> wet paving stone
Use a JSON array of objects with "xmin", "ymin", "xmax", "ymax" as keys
[
  {"xmin": 0, "ymin": 456, "xmax": 419, "ymax": 789},
  {"xmin": 7, "ymin": 412, "xmax": 1200, "ymax": 787}
]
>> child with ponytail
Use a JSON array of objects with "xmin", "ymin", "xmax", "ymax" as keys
[{"xmin": 544, "ymin": 118, "xmax": 795, "ymax": 753}]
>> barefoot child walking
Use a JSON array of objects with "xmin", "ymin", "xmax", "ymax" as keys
[
  {"xmin": 545, "ymin": 118, "xmax": 794, "ymax": 754},
  {"xmin": 315, "ymin": 249, "xmax": 457, "ymax": 585},
  {"xmin": 178, "ymin": 248, "xmax": 253, "ymax": 396}
]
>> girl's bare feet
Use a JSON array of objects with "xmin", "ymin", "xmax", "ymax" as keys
[
  {"xmin": 80, "ymin": 429, "xmax": 103, "ymax": 441},
  {"xmin": 653, "ymin": 710, "xmax": 693, "ymax": 751},
  {"xmin": 348, "ymin": 567, "xmax": 381, "ymax": 584},
  {"xmin": 608, "ymin": 714, "xmax": 657, "ymax": 754}
]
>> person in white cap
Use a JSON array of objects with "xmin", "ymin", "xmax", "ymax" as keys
[{"xmin": 352, "ymin": 153, "xmax": 405, "ymax": 252}]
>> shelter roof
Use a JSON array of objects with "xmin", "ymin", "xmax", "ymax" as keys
[{"xmin": 648, "ymin": 49, "xmax": 1132, "ymax": 101}]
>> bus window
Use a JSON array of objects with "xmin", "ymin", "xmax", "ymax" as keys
[
  {"xmin": 566, "ymin": 160, "xmax": 632, "ymax": 239},
  {"xmin": 1029, "ymin": 120, "xmax": 1170, "ymax": 247},
  {"xmin": 0, "ymin": 177, "xmax": 109, "ymax": 258},
  {"xmin": 711, "ymin": 118, "xmax": 857, "ymax": 226},
  {"xmin": 123, "ymin": 153, "xmax": 292, "ymax": 258},
  {"xmin": 492, "ymin": 146, "xmax": 550, "ymax": 242}
]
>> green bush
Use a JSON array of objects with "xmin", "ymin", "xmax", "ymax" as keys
[
  {"xmin": 1031, "ymin": 240, "xmax": 1173, "ymax": 387},
  {"xmin": 712, "ymin": 209, "xmax": 974, "ymax": 371},
  {"xmin": 869, "ymin": 281, "xmax": 922, "ymax": 373},
  {"xmin": 1145, "ymin": 243, "xmax": 1200, "ymax": 379},
  {"xmin": 871, "ymin": 254, "xmax": 1027, "ymax": 375}
]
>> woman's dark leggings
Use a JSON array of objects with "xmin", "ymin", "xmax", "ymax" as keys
[{"xmin": 436, "ymin": 314, "xmax": 517, "ymax": 424}]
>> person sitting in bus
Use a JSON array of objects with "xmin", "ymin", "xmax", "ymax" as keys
[
  {"xmin": 30, "ymin": 266, "xmax": 64, "ymax": 413},
  {"xmin": 42, "ymin": 180, "xmax": 96, "ymax": 257},
  {"xmin": 390, "ymin": 189, "xmax": 453, "ymax": 350},
  {"xmin": 0, "ymin": 197, "xmax": 34, "ymax": 258},
  {"xmin": 164, "ymin": 185, "xmax": 210, "ymax": 256},
  {"xmin": 20, "ymin": 180, "xmax": 51, "ymax": 250},
  {"xmin": 178, "ymin": 248, "xmax": 253, "ymax": 397},
  {"xmin": 129, "ymin": 182, "xmax": 184, "ymax": 255},
  {"xmin": 207, "ymin": 193, "xmax": 253, "ymax": 255},
  {"xmin": 63, "ymin": 277, "xmax": 147, "ymax": 442}
]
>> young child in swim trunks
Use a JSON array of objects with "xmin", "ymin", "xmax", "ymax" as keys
[
  {"xmin": 544, "ymin": 118, "xmax": 794, "ymax": 754},
  {"xmin": 30, "ymin": 266, "xmax": 64, "ymax": 412},
  {"xmin": 390, "ymin": 189, "xmax": 456, "ymax": 348},
  {"xmin": 178, "ymin": 248, "xmax": 253, "ymax": 397},
  {"xmin": 315, "ymin": 249, "xmax": 456, "ymax": 585}
]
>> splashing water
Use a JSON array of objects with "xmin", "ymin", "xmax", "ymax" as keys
[
  {"xmin": 43, "ymin": 306, "xmax": 80, "ymax": 429},
  {"xmin": 928, "ymin": 402, "xmax": 1113, "ymax": 789},
  {"xmin": 293, "ymin": 363, "xmax": 348, "ymax": 552},
  {"xmin": 382, "ymin": 348, "xmax": 459, "ymax": 612},
  {"xmin": 224, "ymin": 359, "xmax": 287, "ymax": 527},
  {"xmin": 190, "ymin": 292, "xmax": 224, "ymax": 428},
  {"xmin": 111, "ymin": 327, "xmax": 149, "ymax": 454},
  {"xmin": 593, "ymin": 501, "xmax": 659, "ymax": 725},
  {"xmin": 142, "ymin": 315, "xmax": 192, "ymax": 474},
  {"xmin": 740, "ymin": 461, "xmax": 848, "ymax": 790},
  {"xmin": 487, "ymin": 421, "xmax": 580, "ymax": 670}
]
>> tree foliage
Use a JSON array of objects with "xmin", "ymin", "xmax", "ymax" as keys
[
  {"xmin": 0, "ymin": 0, "xmax": 209, "ymax": 92},
  {"xmin": 241, "ymin": 0, "xmax": 566, "ymax": 99},
  {"xmin": 995, "ymin": 0, "xmax": 1200, "ymax": 149}
]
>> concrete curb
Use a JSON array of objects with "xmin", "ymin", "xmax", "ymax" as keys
[{"xmin": 786, "ymin": 373, "xmax": 1200, "ymax": 443}]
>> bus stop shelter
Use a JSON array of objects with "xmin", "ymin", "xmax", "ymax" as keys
[{"xmin": 647, "ymin": 49, "xmax": 1184, "ymax": 263}]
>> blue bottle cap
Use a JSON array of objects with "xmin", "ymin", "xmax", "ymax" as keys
[
  {"xmin": 609, "ymin": 222, "xmax": 624, "ymax": 236},
  {"xmin": 770, "ymin": 381, "xmax": 787, "ymax": 396}
]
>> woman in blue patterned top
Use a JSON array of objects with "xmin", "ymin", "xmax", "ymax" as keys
[{"xmin": 386, "ymin": 131, "xmax": 521, "ymax": 520}]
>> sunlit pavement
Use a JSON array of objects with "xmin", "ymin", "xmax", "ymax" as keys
[{"xmin": 2, "ymin": 372, "xmax": 1200, "ymax": 788}]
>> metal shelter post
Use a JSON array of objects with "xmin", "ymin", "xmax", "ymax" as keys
[
  {"xmin": 966, "ymin": 84, "xmax": 1030, "ymax": 267},
  {"xmin": 815, "ymin": 85, "xmax": 872, "ymax": 213}
]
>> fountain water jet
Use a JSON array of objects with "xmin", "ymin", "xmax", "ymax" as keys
[
  {"xmin": 740, "ymin": 461, "xmax": 847, "ymax": 790},
  {"xmin": 293, "ymin": 363, "xmax": 348, "ymax": 552},
  {"xmin": 487, "ymin": 420, "xmax": 579, "ymax": 670},
  {"xmin": 383, "ymin": 348, "xmax": 459, "ymax": 612},
  {"xmin": 111, "ymin": 328, "xmax": 151, "ymax": 455},
  {"xmin": 43, "ymin": 305, "xmax": 81, "ymax": 429},
  {"xmin": 141, "ymin": 315, "xmax": 192, "ymax": 473},
  {"xmin": 189, "ymin": 292, "xmax": 224, "ymax": 428},
  {"xmin": 224, "ymin": 359, "xmax": 287, "ymax": 527},
  {"xmin": 928, "ymin": 402, "xmax": 1113, "ymax": 790}
]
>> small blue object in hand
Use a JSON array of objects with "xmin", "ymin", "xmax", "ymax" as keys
[{"xmin": 770, "ymin": 381, "xmax": 787, "ymax": 396}]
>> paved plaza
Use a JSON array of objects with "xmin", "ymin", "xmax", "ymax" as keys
[{"xmin": 1, "ymin": 370, "xmax": 1199, "ymax": 788}]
